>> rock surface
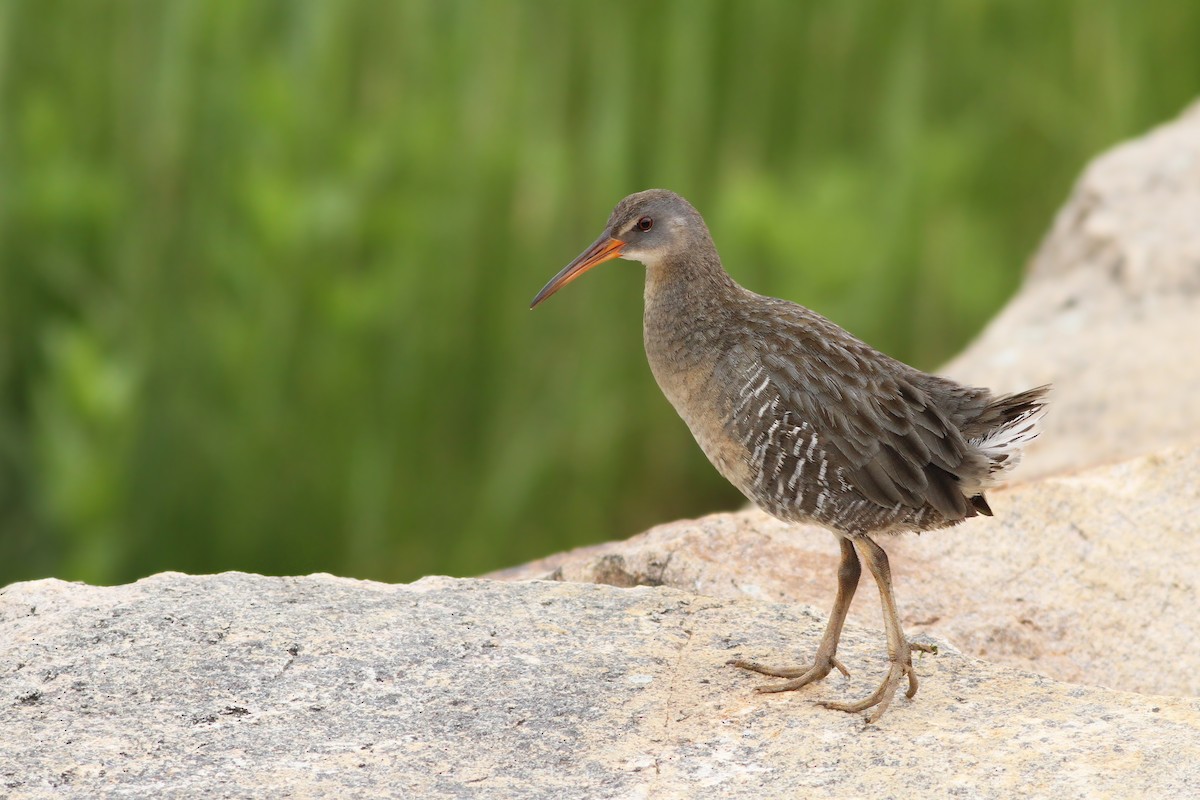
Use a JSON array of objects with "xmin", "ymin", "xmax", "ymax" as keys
[
  {"xmin": 493, "ymin": 444, "xmax": 1200, "ymax": 697},
  {"xmin": 942, "ymin": 99, "xmax": 1200, "ymax": 479},
  {"xmin": 3, "ymin": 572, "xmax": 1199, "ymax": 799}
]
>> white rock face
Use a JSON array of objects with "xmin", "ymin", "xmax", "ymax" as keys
[{"xmin": 942, "ymin": 100, "xmax": 1200, "ymax": 479}]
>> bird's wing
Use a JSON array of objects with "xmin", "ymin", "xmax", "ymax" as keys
[{"xmin": 747, "ymin": 299, "xmax": 985, "ymax": 519}]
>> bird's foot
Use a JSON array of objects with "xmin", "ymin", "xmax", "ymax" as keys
[
  {"xmin": 819, "ymin": 641, "xmax": 935, "ymax": 723},
  {"xmin": 727, "ymin": 652, "xmax": 850, "ymax": 693}
]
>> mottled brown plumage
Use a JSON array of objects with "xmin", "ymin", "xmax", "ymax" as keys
[{"xmin": 532, "ymin": 189, "xmax": 1048, "ymax": 722}]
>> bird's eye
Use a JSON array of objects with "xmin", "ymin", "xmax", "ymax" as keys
[{"xmin": 637, "ymin": 216, "xmax": 653, "ymax": 232}]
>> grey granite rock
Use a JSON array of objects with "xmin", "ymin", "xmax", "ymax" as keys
[{"xmin": 2, "ymin": 572, "xmax": 1198, "ymax": 799}]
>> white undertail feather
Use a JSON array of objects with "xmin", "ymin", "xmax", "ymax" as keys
[{"xmin": 970, "ymin": 403, "xmax": 1048, "ymax": 489}]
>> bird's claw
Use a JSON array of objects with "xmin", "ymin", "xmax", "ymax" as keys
[
  {"xmin": 728, "ymin": 653, "xmax": 850, "ymax": 693},
  {"xmin": 819, "ymin": 641, "xmax": 938, "ymax": 722}
]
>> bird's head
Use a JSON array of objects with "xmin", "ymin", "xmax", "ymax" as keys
[{"xmin": 530, "ymin": 189, "xmax": 705, "ymax": 308}]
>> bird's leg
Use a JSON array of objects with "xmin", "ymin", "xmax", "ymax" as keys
[
  {"xmin": 820, "ymin": 536, "xmax": 931, "ymax": 723},
  {"xmin": 730, "ymin": 537, "xmax": 861, "ymax": 691}
]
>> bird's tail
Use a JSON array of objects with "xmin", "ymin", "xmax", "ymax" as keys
[{"xmin": 969, "ymin": 385, "xmax": 1050, "ymax": 487}]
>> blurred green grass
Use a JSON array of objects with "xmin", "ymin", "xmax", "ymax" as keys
[{"xmin": 1, "ymin": 1, "xmax": 1198, "ymax": 586}]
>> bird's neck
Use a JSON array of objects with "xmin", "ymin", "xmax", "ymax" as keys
[
  {"xmin": 642, "ymin": 246, "xmax": 742, "ymax": 381},
  {"xmin": 643, "ymin": 246, "xmax": 739, "ymax": 323}
]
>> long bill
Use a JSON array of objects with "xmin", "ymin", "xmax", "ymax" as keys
[{"xmin": 530, "ymin": 234, "xmax": 625, "ymax": 309}]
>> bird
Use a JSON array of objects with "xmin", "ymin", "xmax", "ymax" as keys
[{"xmin": 530, "ymin": 189, "xmax": 1048, "ymax": 722}]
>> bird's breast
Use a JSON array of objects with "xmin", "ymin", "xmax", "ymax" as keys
[{"xmin": 642, "ymin": 304, "xmax": 762, "ymax": 494}]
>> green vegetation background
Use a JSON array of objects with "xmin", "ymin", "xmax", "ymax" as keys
[{"xmin": 2, "ymin": 1, "xmax": 1198, "ymax": 587}]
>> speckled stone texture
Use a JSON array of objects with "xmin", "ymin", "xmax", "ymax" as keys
[{"xmin": 2, "ymin": 573, "xmax": 1198, "ymax": 799}]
